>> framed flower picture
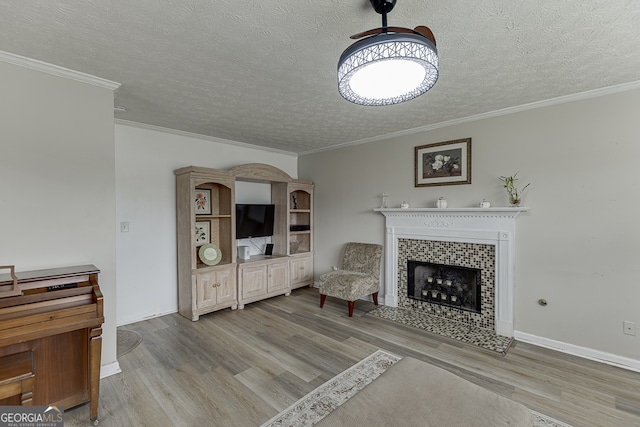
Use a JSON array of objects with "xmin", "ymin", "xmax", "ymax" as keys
[
  {"xmin": 195, "ymin": 221, "xmax": 210, "ymax": 246},
  {"xmin": 415, "ymin": 138, "xmax": 472, "ymax": 187},
  {"xmin": 195, "ymin": 189, "xmax": 211, "ymax": 215}
]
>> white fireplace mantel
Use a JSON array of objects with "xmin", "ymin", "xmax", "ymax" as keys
[
  {"xmin": 374, "ymin": 206, "xmax": 528, "ymax": 216},
  {"xmin": 374, "ymin": 207, "xmax": 528, "ymax": 337}
]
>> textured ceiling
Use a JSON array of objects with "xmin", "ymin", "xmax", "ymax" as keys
[{"xmin": 1, "ymin": 1, "xmax": 640, "ymax": 154}]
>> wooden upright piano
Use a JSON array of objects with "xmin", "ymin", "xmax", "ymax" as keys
[{"xmin": 0, "ymin": 264, "xmax": 104, "ymax": 422}]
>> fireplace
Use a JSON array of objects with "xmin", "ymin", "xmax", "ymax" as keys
[
  {"xmin": 399, "ymin": 238, "xmax": 495, "ymax": 329},
  {"xmin": 407, "ymin": 260, "xmax": 481, "ymax": 313},
  {"xmin": 374, "ymin": 207, "xmax": 527, "ymax": 337}
]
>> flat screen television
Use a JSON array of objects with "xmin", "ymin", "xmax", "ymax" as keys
[{"xmin": 236, "ymin": 204, "xmax": 275, "ymax": 239}]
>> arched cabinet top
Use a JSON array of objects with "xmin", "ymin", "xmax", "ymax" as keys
[{"xmin": 228, "ymin": 163, "xmax": 293, "ymax": 183}]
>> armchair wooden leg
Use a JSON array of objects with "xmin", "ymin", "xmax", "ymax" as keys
[
  {"xmin": 348, "ymin": 301, "xmax": 355, "ymax": 317},
  {"xmin": 372, "ymin": 292, "xmax": 379, "ymax": 306},
  {"xmin": 320, "ymin": 294, "xmax": 326, "ymax": 308}
]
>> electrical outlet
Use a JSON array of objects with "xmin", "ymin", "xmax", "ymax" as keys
[
  {"xmin": 623, "ymin": 321, "xmax": 636, "ymax": 336},
  {"xmin": 120, "ymin": 221, "xmax": 130, "ymax": 233}
]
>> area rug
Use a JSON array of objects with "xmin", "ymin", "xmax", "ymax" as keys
[
  {"xmin": 116, "ymin": 328, "xmax": 143, "ymax": 358},
  {"xmin": 368, "ymin": 305, "xmax": 513, "ymax": 354},
  {"xmin": 260, "ymin": 350, "xmax": 572, "ymax": 427}
]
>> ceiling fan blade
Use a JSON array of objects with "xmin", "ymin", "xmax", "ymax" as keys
[
  {"xmin": 350, "ymin": 26, "xmax": 436, "ymax": 46},
  {"xmin": 350, "ymin": 26, "xmax": 415, "ymax": 39},
  {"xmin": 413, "ymin": 26, "xmax": 436, "ymax": 46}
]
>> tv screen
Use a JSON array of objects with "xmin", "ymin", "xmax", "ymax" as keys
[{"xmin": 236, "ymin": 204, "xmax": 275, "ymax": 239}]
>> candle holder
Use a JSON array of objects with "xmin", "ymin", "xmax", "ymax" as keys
[{"xmin": 380, "ymin": 193, "xmax": 388, "ymax": 208}]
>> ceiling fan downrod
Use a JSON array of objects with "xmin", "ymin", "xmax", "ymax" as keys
[{"xmin": 370, "ymin": 0, "xmax": 396, "ymax": 29}]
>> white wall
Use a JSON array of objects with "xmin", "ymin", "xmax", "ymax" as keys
[
  {"xmin": 299, "ymin": 87, "xmax": 640, "ymax": 369},
  {"xmin": 115, "ymin": 123, "xmax": 297, "ymax": 325},
  {"xmin": 0, "ymin": 61, "xmax": 117, "ymax": 370},
  {"xmin": 235, "ymin": 181, "xmax": 274, "ymax": 257}
]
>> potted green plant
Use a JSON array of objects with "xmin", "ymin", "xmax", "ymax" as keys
[{"xmin": 498, "ymin": 172, "xmax": 530, "ymax": 206}]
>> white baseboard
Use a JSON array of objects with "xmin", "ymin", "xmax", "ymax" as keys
[
  {"xmin": 100, "ymin": 360, "xmax": 122, "ymax": 379},
  {"xmin": 117, "ymin": 308, "xmax": 178, "ymax": 327},
  {"xmin": 514, "ymin": 331, "xmax": 640, "ymax": 373}
]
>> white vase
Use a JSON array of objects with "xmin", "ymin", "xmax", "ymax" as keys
[{"xmin": 435, "ymin": 198, "xmax": 448, "ymax": 208}]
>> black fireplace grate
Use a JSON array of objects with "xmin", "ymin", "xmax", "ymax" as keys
[{"xmin": 407, "ymin": 260, "xmax": 481, "ymax": 313}]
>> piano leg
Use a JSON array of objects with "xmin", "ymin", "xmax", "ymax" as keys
[{"xmin": 89, "ymin": 327, "xmax": 102, "ymax": 423}]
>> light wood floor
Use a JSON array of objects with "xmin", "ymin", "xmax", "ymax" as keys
[{"xmin": 66, "ymin": 287, "xmax": 640, "ymax": 426}]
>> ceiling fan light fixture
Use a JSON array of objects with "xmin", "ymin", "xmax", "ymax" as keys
[
  {"xmin": 337, "ymin": 0, "xmax": 438, "ymax": 106},
  {"xmin": 338, "ymin": 33, "xmax": 438, "ymax": 106}
]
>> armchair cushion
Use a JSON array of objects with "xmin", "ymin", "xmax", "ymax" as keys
[{"xmin": 318, "ymin": 271, "xmax": 378, "ymax": 301}]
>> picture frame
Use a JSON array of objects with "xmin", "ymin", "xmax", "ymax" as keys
[
  {"xmin": 195, "ymin": 188, "xmax": 211, "ymax": 215},
  {"xmin": 195, "ymin": 221, "xmax": 210, "ymax": 247},
  {"xmin": 415, "ymin": 138, "xmax": 472, "ymax": 187}
]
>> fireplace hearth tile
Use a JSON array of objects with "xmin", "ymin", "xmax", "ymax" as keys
[{"xmin": 367, "ymin": 306, "xmax": 513, "ymax": 354}]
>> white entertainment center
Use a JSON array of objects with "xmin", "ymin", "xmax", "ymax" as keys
[{"xmin": 175, "ymin": 163, "xmax": 314, "ymax": 321}]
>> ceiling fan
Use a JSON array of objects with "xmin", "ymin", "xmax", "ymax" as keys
[{"xmin": 337, "ymin": 0, "xmax": 439, "ymax": 106}]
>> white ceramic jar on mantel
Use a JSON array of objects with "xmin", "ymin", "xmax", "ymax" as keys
[
  {"xmin": 435, "ymin": 197, "xmax": 448, "ymax": 208},
  {"xmin": 479, "ymin": 199, "xmax": 491, "ymax": 208}
]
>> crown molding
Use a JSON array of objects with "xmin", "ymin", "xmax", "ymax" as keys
[
  {"xmin": 0, "ymin": 50, "xmax": 120, "ymax": 91},
  {"xmin": 114, "ymin": 119, "xmax": 298, "ymax": 157},
  {"xmin": 302, "ymin": 80, "xmax": 640, "ymax": 155}
]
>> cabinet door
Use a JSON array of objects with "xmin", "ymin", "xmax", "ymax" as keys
[
  {"xmin": 215, "ymin": 267, "xmax": 237, "ymax": 305},
  {"xmin": 196, "ymin": 268, "xmax": 237, "ymax": 309},
  {"xmin": 268, "ymin": 261, "xmax": 289, "ymax": 292},
  {"xmin": 241, "ymin": 265, "xmax": 267, "ymax": 299},
  {"xmin": 196, "ymin": 272, "xmax": 219, "ymax": 309},
  {"xmin": 291, "ymin": 256, "xmax": 313, "ymax": 285}
]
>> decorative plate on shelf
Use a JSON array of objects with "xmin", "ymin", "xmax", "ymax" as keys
[{"xmin": 198, "ymin": 243, "xmax": 222, "ymax": 266}]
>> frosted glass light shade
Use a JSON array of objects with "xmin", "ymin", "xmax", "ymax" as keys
[{"xmin": 338, "ymin": 33, "xmax": 438, "ymax": 106}]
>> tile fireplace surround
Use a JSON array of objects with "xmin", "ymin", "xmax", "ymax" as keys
[{"xmin": 374, "ymin": 207, "xmax": 528, "ymax": 337}]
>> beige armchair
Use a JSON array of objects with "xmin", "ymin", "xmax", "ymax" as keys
[{"xmin": 318, "ymin": 242, "xmax": 383, "ymax": 317}]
